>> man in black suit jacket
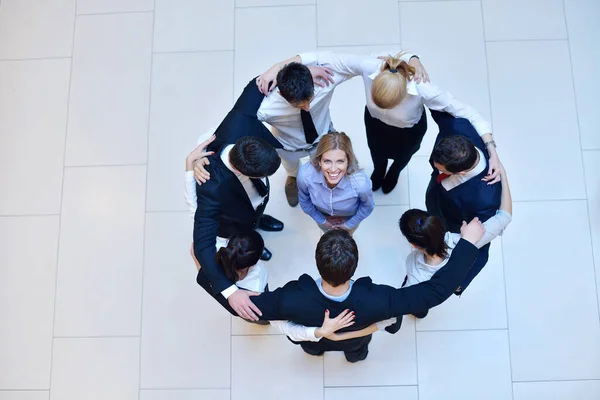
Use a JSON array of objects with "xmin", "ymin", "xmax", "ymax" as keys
[
  {"xmin": 193, "ymin": 135, "xmax": 281, "ymax": 321},
  {"xmin": 425, "ymin": 110, "xmax": 502, "ymax": 293},
  {"xmin": 249, "ymin": 221, "xmax": 484, "ymax": 362}
]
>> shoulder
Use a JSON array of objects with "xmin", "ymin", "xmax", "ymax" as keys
[
  {"xmin": 298, "ymin": 162, "xmax": 317, "ymax": 181},
  {"xmin": 348, "ymin": 170, "xmax": 372, "ymax": 192}
]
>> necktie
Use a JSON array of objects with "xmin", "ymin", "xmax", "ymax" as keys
[
  {"xmin": 436, "ymin": 173, "xmax": 451, "ymax": 184},
  {"xmin": 250, "ymin": 177, "xmax": 269, "ymax": 197},
  {"xmin": 300, "ymin": 109, "xmax": 319, "ymax": 144}
]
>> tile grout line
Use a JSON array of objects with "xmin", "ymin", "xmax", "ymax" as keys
[
  {"xmin": 48, "ymin": 1, "xmax": 78, "ymax": 395},
  {"xmin": 231, "ymin": 5, "xmax": 236, "ymax": 400},
  {"xmin": 561, "ymin": 0, "xmax": 600, "ymax": 326},
  {"xmin": 138, "ymin": 1, "xmax": 157, "ymax": 398},
  {"xmin": 479, "ymin": 2, "xmax": 515, "ymax": 396}
]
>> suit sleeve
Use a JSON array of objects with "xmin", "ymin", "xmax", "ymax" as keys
[
  {"xmin": 193, "ymin": 179, "xmax": 235, "ymax": 294},
  {"xmin": 250, "ymin": 280, "xmax": 303, "ymax": 321},
  {"xmin": 385, "ymin": 239, "xmax": 479, "ymax": 316},
  {"xmin": 232, "ymin": 78, "xmax": 266, "ymax": 117}
]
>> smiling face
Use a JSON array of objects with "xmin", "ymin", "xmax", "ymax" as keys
[{"xmin": 319, "ymin": 149, "xmax": 348, "ymax": 187}]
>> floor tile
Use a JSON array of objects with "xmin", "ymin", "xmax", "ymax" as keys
[
  {"xmin": 50, "ymin": 338, "xmax": 139, "ymax": 400},
  {"xmin": 417, "ymin": 330, "xmax": 512, "ymax": 400},
  {"xmin": 54, "ymin": 166, "xmax": 145, "ymax": 336},
  {"xmin": 486, "ymin": 41, "xmax": 586, "ymax": 200},
  {"xmin": 232, "ymin": 335, "xmax": 323, "ymax": 400},
  {"xmin": 513, "ymin": 380, "xmax": 600, "ymax": 400},
  {"xmin": 0, "ymin": 217, "xmax": 58, "ymax": 390},
  {"xmin": 407, "ymin": 155, "xmax": 432, "ymax": 211},
  {"xmin": 482, "ymin": 0, "xmax": 567, "ymax": 41},
  {"xmin": 317, "ymin": 0, "xmax": 399, "ymax": 47},
  {"xmin": 65, "ymin": 13, "xmax": 152, "ymax": 166},
  {"xmin": 140, "ymin": 390, "xmax": 229, "ymax": 400},
  {"xmin": 324, "ymin": 319, "xmax": 417, "ymax": 387},
  {"xmin": 583, "ymin": 151, "xmax": 600, "ymax": 308},
  {"xmin": 234, "ymin": 5, "xmax": 316, "ymax": 96},
  {"xmin": 0, "ymin": 0, "xmax": 75, "ymax": 59},
  {"xmin": 77, "ymin": 0, "xmax": 153, "ymax": 14},
  {"xmin": 146, "ymin": 52, "xmax": 234, "ymax": 212},
  {"xmin": 401, "ymin": 0, "xmax": 491, "ymax": 158},
  {"xmin": 0, "ymin": 59, "xmax": 70, "ymax": 215},
  {"xmin": 325, "ymin": 387, "xmax": 418, "ymax": 400},
  {"xmin": 565, "ymin": 0, "xmax": 600, "ymax": 150},
  {"xmin": 140, "ymin": 212, "xmax": 231, "ymax": 389},
  {"xmin": 503, "ymin": 201, "xmax": 600, "ymax": 381},
  {"xmin": 416, "ymin": 238, "xmax": 508, "ymax": 331},
  {"xmin": 0, "ymin": 393, "xmax": 49, "ymax": 400},
  {"xmin": 153, "ymin": 0, "xmax": 233, "ymax": 53},
  {"xmin": 236, "ymin": 0, "xmax": 314, "ymax": 6}
]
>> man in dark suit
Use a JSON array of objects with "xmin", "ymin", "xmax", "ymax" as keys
[
  {"xmin": 248, "ymin": 220, "xmax": 484, "ymax": 362},
  {"xmin": 193, "ymin": 134, "xmax": 281, "ymax": 321},
  {"xmin": 425, "ymin": 110, "xmax": 502, "ymax": 293}
]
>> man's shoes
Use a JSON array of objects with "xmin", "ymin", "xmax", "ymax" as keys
[
  {"xmin": 285, "ymin": 176, "xmax": 299, "ymax": 207},
  {"xmin": 258, "ymin": 214, "xmax": 284, "ymax": 231},
  {"xmin": 260, "ymin": 247, "xmax": 272, "ymax": 261},
  {"xmin": 370, "ymin": 169, "xmax": 385, "ymax": 191},
  {"xmin": 381, "ymin": 164, "xmax": 402, "ymax": 194}
]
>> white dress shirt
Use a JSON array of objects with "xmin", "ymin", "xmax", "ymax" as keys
[
  {"xmin": 256, "ymin": 66, "xmax": 350, "ymax": 150},
  {"xmin": 440, "ymin": 148, "xmax": 487, "ymax": 191},
  {"xmin": 299, "ymin": 51, "xmax": 492, "ymax": 136}
]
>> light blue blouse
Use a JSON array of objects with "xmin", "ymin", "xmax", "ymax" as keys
[{"xmin": 297, "ymin": 162, "xmax": 375, "ymax": 229}]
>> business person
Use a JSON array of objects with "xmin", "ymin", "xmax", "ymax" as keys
[
  {"xmin": 425, "ymin": 110, "xmax": 504, "ymax": 294},
  {"xmin": 400, "ymin": 165, "xmax": 512, "ymax": 317},
  {"xmin": 297, "ymin": 131, "xmax": 374, "ymax": 234},
  {"xmin": 193, "ymin": 135, "xmax": 281, "ymax": 321},
  {"xmin": 248, "ymin": 219, "xmax": 484, "ymax": 362},
  {"xmin": 258, "ymin": 51, "xmax": 501, "ymax": 194}
]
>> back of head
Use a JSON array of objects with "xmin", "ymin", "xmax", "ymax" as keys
[
  {"xmin": 216, "ymin": 231, "xmax": 265, "ymax": 282},
  {"xmin": 311, "ymin": 131, "xmax": 359, "ymax": 174},
  {"xmin": 371, "ymin": 52, "xmax": 415, "ymax": 109},
  {"xmin": 277, "ymin": 62, "xmax": 314, "ymax": 105},
  {"xmin": 399, "ymin": 209, "xmax": 448, "ymax": 258},
  {"xmin": 431, "ymin": 135, "xmax": 478, "ymax": 173},
  {"xmin": 315, "ymin": 230, "xmax": 359, "ymax": 287},
  {"xmin": 230, "ymin": 136, "xmax": 281, "ymax": 177}
]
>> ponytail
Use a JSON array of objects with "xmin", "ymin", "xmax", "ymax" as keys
[
  {"xmin": 215, "ymin": 232, "xmax": 265, "ymax": 282},
  {"xmin": 216, "ymin": 247, "xmax": 239, "ymax": 282},
  {"xmin": 371, "ymin": 51, "xmax": 416, "ymax": 109},
  {"xmin": 399, "ymin": 209, "xmax": 449, "ymax": 258}
]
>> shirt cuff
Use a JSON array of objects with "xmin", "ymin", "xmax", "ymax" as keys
[
  {"xmin": 185, "ymin": 170, "xmax": 195, "ymax": 179},
  {"xmin": 473, "ymin": 121, "xmax": 493, "ymax": 138},
  {"xmin": 221, "ymin": 285, "xmax": 238, "ymax": 299},
  {"xmin": 307, "ymin": 327, "xmax": 321, "ymax": 342},
  {"xmin": 298, "ymin": 51, "xmax": 318, "ymax": 66}
]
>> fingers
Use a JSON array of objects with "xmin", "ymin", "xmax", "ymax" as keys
[
  {"xmin": 487, "ymin": 175, "xmax": 501, "ymax": 185},
  {"xmin": 248, "ymin": 300, "xmax": 262, "ymax": 318},
  {"xmin": 235, "ymin": 305, "xmax": 252, "ymax": 321},
  {"xmin": 199, "ymin": 134, "xmax": 216, "ymax": 148},
  {"xmin": 314, "ymin": 78, "xmax": 325, "ymax": 88}
]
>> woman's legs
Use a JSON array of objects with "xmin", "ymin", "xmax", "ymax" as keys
[{"xmin": 364, "ymin": 107, "xmax": 388, "ymax": 191}]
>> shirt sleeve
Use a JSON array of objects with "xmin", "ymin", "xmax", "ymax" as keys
[
  {"xmin": 344, "ymin": 173, "xmax": 375, "ymax": 229},
  {"xmin": 270, "ymin": 320, "xmax": 321, "ymax": 342},
  {"xmin": 184, "ymin": 171, "xmax": 198, "ymax": 220},
  {"xmin": 418, "ymin": 82, "xmax": 492, "ymax": 136},
  {"xmin": 297, "ymin": 166, "xmax": 328, "ymax": 225},
  {"xmin": 475, "ymin": 210, "xmax": 513, "ymax": 249},
  {"xmin": 299, "ymin": 51, "xmax": 365, "ymax": 77}
]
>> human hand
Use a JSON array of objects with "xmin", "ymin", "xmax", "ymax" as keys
[
  {"xmin": 307, "ymin": 65, "xmax": 334, "ymax": 88},
  {"xmin": 316, "ymin": 309, "xmax": 355, "ymax": 339},
  {"xmin": 256, "ymin": 66, "xmax": 280, "ymax": 95},
  {"xmin": 409, "ymin": 57, "xmax": 429, "ymax": 83},
  {"xmin": 228, "ymin": 290, "xmax": 262, "ymax": 321},
  {"xmin": 186, "ymin": 134, "xmax": 215, "ymax": 168},
  {"xmin": 482, "ymin": 152, "xmax": 502, "ymax": 185},
  {"xmin": 326, "ymin": 216, "xmax": 346, "ymax": 226},
  {"xmin": 460, "ymin": 217, "xmax": 485, "ymax": 245}
]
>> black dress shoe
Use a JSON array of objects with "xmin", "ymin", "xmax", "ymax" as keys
[
  {"xmin": 370, "ymin": 169, "xmax": 385, "ymax": 191},
  {"xmin": 381, "ymin": 163, "xmax": 402, "ymax": 194},
  {"xmin": 260, "ymin": 247, "xmax": 272, "ymax": 261},
  {"xmin": 258, "ymin": 214, "xmax": 284, "ymax": 231}
]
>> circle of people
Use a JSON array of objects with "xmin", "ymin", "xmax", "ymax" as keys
[{"xmin": 185, "ymin": 50, "xmax": 513, "ymax": 363}]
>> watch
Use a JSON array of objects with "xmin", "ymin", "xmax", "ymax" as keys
[{"xmin": 484, "ymin": 140, "xmax": 497, "ymax": 148}]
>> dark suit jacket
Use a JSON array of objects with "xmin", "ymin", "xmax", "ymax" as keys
[
  {"xmin": 426, "ymin": 110, "xmax": 502, "ymax": 233},
  {"xmin": 251, "ymin": 239, "xmax": 479, "ymax": 351},
  {"xmin": 193, "ymin": 79, "xmax": 280, "ymax": 294}
]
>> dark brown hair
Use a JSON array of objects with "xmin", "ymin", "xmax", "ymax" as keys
[
  {"xmin": 216, "ymin": 231, "xmax": 265, "ymax": 282},
  {"xmin": 399, "ymin": 209, "xmax": 449, "ymax": 258},
  {"xmin": 315, "ymin": 230, "xmax": 358, "ymax": 287},
  {"xmin": 431, "ymin": 135, "xmax": 478, "ymax": 173}
]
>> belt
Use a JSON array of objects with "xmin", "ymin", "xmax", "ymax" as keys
[{"xmin": 280, "ymin": 141, "xmax": 319, "ymax": 153}]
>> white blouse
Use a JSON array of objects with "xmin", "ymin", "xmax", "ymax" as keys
[{"xmin": 299, "ymin": 50, "xmax": 491, "ymax": 136}]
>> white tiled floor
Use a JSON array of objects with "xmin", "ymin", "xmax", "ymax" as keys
[{"xmin": 1, "ymin": 1, "xmax": 599, "ymax": 399}]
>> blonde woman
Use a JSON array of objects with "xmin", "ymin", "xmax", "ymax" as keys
[
  {"xmin": 297, "ymin": 131, "xmax": 374, "ymax": 234},
  {"xmin": 258, "ymin": 51, "xmax": 502, "ymax": 194}
]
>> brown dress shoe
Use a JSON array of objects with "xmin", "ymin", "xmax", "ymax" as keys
[{"xmin": 285, "ymin": 176, "xmax": 299, "ymax": 207}]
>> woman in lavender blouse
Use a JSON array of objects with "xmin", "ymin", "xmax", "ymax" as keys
[{"xmin": 297, "ymin": 131, "xmax": 375, "ymax": 234}]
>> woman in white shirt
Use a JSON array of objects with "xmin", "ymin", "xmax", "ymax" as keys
[
  {"xmin": 258, "ymin": 50, "xmax": 503, "ymax": 194},
  {"xmin": 399, "ymin": 166, "xmax": 513, "ymax": 318}
]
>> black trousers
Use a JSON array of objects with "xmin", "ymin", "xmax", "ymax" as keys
[
  {"xmin": 298, "ymin": 335, "xmax": 372, "ymax": 363},
  {"xmin": 364, "ymin": 106, "xmax": 428, "ymax": 174}
]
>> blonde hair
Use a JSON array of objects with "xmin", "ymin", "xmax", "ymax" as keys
[
  {"xmin": 311, "ymin": 132, "xmax": 359, "ymax": 174},
  {"xmin": 371, "ymin": 51, "xmax": 415, "ymax": 109}
]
